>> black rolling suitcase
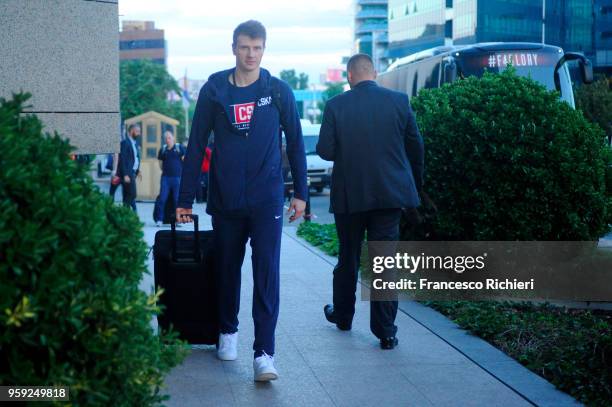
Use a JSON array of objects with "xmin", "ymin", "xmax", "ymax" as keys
[{"xmin": 154, "ymin": 214, "xmax": 218, "ymax": 344}]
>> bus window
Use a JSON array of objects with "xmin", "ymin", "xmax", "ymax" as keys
[
  {"xmin": 421, "ymin": 58, "xmax": 441, "ymax": 90},
  {"xmin": 557, "ymin": 63, "xmax": 575, "ymax": 107}
]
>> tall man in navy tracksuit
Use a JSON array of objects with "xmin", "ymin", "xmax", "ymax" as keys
[{"xmin": 176, "ymin": 20, "xmax": 308, "ymax": 382}]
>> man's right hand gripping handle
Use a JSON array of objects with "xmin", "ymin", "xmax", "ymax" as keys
[{"xmin": 176, "ymin": 208, "xmax": 193, "ymax": 223}]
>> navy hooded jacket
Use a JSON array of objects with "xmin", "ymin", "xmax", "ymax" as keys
[{"xmin": 178, "ymin": 68, "xmax": 308, "ymax": 216}]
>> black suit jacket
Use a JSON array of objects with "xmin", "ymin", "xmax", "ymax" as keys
[
  {"xmin": 316, "ymin": 80, "xmax": 424, "ymax": 214},
  {"xmin": 117, "ymin": 137, "xmax": 140, "ymax": 178}
]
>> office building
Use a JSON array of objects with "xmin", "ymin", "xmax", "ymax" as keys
[
  {"xmin": 387, "ymin": 0, "xmax": 612, "ymax": 73},
  {"xmin": 354, "ymin": 0, "xmax": 390, "ymax": 71},
  {"xmin": 120, "ymin": 20, "xmax": 167, "ymax": 65},
  {"xmin": 594, "ymin": 0, "xmax": 612, "ymax": 71}
]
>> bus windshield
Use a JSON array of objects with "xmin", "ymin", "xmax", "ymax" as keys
[{"xmin": 457, "ymin": 50, "xmax": 575, "ymax": 107}]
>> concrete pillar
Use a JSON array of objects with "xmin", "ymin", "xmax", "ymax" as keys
[{"xmin": 0, "ymin": 0, "xmax": 120, "ymax": 154}]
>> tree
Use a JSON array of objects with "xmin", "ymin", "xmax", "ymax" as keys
[
  {"xmin": 120, "ymin": 60, "xmax": 186, "ymax": 142},
  {"xmin": 280, "ymin": 69, "xmax": 309, "ymax": 90},
  {"xmin": 317, "ymin": 82, "xmax": 346, "ymax": 117},
  {"xmin": 280, "ymin": 69, "xmax": 310, "ymax": 118},
  {"xmin": 298, "ymin": 72, "xmax": 309, "ymax": 90},
  {"xmin": 322, "ymin": 82, "xmax": 345, "ymax": 102},
  {"xmin": 574, "ymin": 76, "xmax": 612, "ymax": 146}
]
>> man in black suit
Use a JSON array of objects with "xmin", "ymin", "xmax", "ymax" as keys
[
  {"xmin": 316, "ymin": 54, "xmax": 424, "ymax": 349},
  {"xmin": 117, "ymin": 124, "xmax": 141, "ymax": 211}
]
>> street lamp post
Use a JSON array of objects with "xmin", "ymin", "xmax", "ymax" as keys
[
  {"xmin": 372, "ymin": 30, "xmax": 380, "ymax": 72},
  {"xmin": 542, "ymin": 0, "xmax": 546, "ymax": 44}
]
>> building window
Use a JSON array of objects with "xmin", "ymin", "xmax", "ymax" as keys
[
  {"xmin": 147, "ymin": 125, "xmax": 157, "ymax": 143},
  {"xmin": 119, "ymin": 39, "xmax": 165, "ymax": 50},
  {"xmin": 146, "ymin": 148, "xmax": 157, "ymax": 159},
  {"xmin": 445, "ymin": 19, "xmax": 453, "ymax": 38}
]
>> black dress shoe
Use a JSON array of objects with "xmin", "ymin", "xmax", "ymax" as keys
[
  {"xmin": 380, "ymin": 337, "xmax": 399, "ymax": 350},
  {"xmin": 323, "ymin": 304, "xmax": 351, "ymax": 331}
]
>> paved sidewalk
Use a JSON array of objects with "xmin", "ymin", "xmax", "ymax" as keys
[{"xmin": 133, "ymin": 203, "xmax": 580, "ymax": 407}]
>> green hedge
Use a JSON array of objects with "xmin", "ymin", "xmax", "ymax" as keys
[
  {"xmin": 409, "ymin": 68, "xmax": 612, "ymax": 240},
  {"xmin": 0, "ymin": 93, "xmax": 186, "ymax": 405}
]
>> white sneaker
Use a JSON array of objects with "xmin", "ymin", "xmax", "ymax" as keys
[
  {"xmin": 217, "ymin": 332, "xmax": 238, "ymax": 361},
  {"xmin": 253, "ymin": 352, "xmax": 278, "ymax": 382}
]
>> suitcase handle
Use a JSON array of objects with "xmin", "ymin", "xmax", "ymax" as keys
[{"xmin": 170, "ymin": 214, "xmax": 201, "ymax": 263}]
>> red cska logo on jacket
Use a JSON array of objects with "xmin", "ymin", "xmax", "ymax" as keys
[{"xmin": 231, "ymin": 102, "xmax": 255, "ymax": 130}]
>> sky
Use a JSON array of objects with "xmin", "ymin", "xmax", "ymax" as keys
[{"xmin": 118, "ymin": 0, "xmax": 355, "ymax": 84}]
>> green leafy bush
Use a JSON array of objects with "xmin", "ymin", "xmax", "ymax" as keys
[
  {"xmin": 296, "ymin": 222, "xmax": 339, "ymax": 257},
  {"xmin": 0, "ymin": 94, "xmax": 186, "ymax": 405},
  {"xmin": 410, "ymin": 68, "xmax": 612, "ymax": 240},
  {"xmin": 427, "ymin": 301, "xmax": 612, "ymax": 406},
  {"xmin": 574, "ymin": 76, "xmax": 612, "ymax": 146}
]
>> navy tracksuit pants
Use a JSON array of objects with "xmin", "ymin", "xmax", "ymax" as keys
[{"xmin": 212, "ymin": 205, "xmax": 283, "ymax": 357}]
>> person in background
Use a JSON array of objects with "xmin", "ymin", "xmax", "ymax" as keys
[
  {"xmin": 196, "ymin": 143, "xmax": 212, "ymax": 203},
  {"xmin": 117, "ymin": 124, "xmax": 141, "ymax": 212},
  {"xmin": 109, "ymin": 152, "xmax": 121, "ymax": 200},
  {"xmin": 155, "ymin": 130, "xmax": 185, "ymax": 226}
]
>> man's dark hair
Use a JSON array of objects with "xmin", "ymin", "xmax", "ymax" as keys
[
  {"xmin": 127, "ymin": 124, "xmax": 140, "ymax": 133},
  {"xmin": 232, "ymin": 20, "xmax": 266, "ymax": 47},
  {"xmin": 347, "ymin": 53, "xmax": 375, "ymax": 76}
]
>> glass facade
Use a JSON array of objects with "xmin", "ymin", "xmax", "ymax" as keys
[
  {"xmin": 595, "ymin": 0, "xmax": 612, "ymax": 69},
  {"xmin": 545, "ymin": 0, "xmax": 594, "ymax": 56},
  {"xmin": 476, "ymin": 0, "xmax": 541, "ymax": 43},
  {"xmin": 355, "ymin": 0, "xmax": 389, "ymax": 70},
  {"xmin": 119, "ymin": 39, "xmax": 165, "ymax": 50},
  {"xmin": 386, "ymin": 0, "xmax": 610, "ymax": 71},
  {"xmin": 388, "ymin": 0, "xmax": 446, "ymax": 57},
  {"xmin": 453, "ymin": 0, "xmax": 477, "ymax": 43}
]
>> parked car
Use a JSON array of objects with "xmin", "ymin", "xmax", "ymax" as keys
[{"xmin": 283, "ymin": 120, "xmax": 332, "ymax": 198}]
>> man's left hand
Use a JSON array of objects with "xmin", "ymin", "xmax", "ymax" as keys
[{"xmin": 287, "ymin": 198, "xmax": 306, "ymax": 223}]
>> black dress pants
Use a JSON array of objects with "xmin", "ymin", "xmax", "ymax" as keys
[
  {"xmin": 122, "ymin": 174, "xmax": 137, "ymax": 212},
  {"xmin": 333, "ymin": 208, "xmax": 401, "ymax": 339}
]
